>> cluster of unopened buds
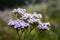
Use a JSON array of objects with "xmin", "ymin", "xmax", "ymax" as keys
[{"xmin": 8, "ymin": 8, "xmax": 50, "ymax": 31}]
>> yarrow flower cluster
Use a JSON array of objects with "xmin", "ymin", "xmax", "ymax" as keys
[
  {"xmin": 8, "ymin": 8, "xmax": 50, "ymax": 31},
  {"xmin": 8, "ymin": 19, "xmax": 30, "ymax": 30}
]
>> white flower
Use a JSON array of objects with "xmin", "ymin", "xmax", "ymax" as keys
[
  {"xmin": 16, "ymin": 20, "xmax": 26, "ymax": 28},
  {"xmin": 24, "ymin": 23, "xmax": 30, "ymax": 27},
  {"xmin": 38, "ymin": 14, "xmax": 42, "ymax": 18},
  {"xmin": 33, "ymin": 12, "xmax": 37, "ymax": 16},
  {"xmin": 12, "ymin": 9, "xmax": 18, "ymax": 13},
  {"xmin": 27, "ymin": 18, "xmax": 36, "ymax": 24},
  {"xmin": 21, "ymin": 14, "xmax": 29, "ymax": 20},
  {"xmin": 35, "ymin": 19, "xmax": 42, "ymax": 24},
  {"xmin": 8, "ymin": 19, "xmax": 15, "ymax": 26},
  {"xmin": 9, "ymin": 9, "xmax": 50, "ymax": 31},
  {"xmin": 27, "ymin": 18, "xmax": 42, "ymax": 24},
  {"xmin": 43, "ymin": 22, "xmax": 50, "ymax": 26},
  {"xmin": 20, "ymin": 23, "xmax": 25, "ymax": 28},
  {"xmin": 21, "ymin": 23, "xmax": 30, "ymax": 28},
  {"xmin": 37, "ymin": 23, "xmax": 50, "ymax": 30},
  {"xmin": 25, "ymin": 13, "xmax": 34, "ymax": 19},
  {"xmin": 16, "ymin": 19, "xmax": 22, "ymax": 24},
  {"xmin": 37, "ymin": 24, "xmax": 42, "ymax": 29},
  {"xmin": 14, "ymin": 21, "xmax": 21, "ymax": 28},
  {"xmin": 17, "ymin": 8, "xmax": 26, "ymax": 15},
  {"xmin": 12, "ymin": 8, "xmax": 26, "ymax": 16},
  {"xmin": 33, "ymin": 12, "xmax": 42, "ymax": 18},
  {"xmin": 29, "ymin": 14, "xmax": 34, "ymax": 19}
]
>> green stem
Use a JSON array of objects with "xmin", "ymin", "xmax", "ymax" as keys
[
  {"xmin": 22, "ymin": 29, "xmax": 25, "ymax": 40},
  {"xmin": 17, "ymin": 30, "xmax": 20, "ymax": 40}
]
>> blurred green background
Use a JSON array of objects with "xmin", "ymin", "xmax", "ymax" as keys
[{"xmin": 0, "ymin": 0, "xmax": 60, "ymax": 40}]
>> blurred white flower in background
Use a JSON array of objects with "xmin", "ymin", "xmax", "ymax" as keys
[{"xmin": 12, "ymin": 9, "xmax": 18, "ymax": 13}]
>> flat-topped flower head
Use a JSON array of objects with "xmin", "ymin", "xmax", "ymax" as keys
[
  {"xmin": 35, "ymin": 19, "xmax": 42, "ymax": 24},
  {"xmin": 16, "ymin": 20, "xmax": 26, "ymax": 28},
  {"xmin": 27, "ymin": 18, "xmax": 36, "ymax": 24},
  {"xmin": 43, "ymin": 22, "xmax": 50, "ymax": 27},
  {"xmin": 38, "ymin": 14, "xmax": 42, "ymax": 18},
  {"xmin": 33, "ymin": 12, "xmax": 37, "ymax": 17},
  {"xmin": 8, "ymin": 8, "xmax": 50, "ymax": 31},
  {"xmin": 24, "ymin": 23, "xmax": 30, "ymax": 28},
  {"xmin": 8, "ymin": 19, "xmax": 15, "ymax": 26},
  {"xmin": 14, "ymin": 21, "xmax": 21, "ymax": 28},
  {"xmin": 12, "ymin": 8, "xmax": 26, "ymax": 16},
  {"xmin": 21, "ymin": 13, "xmax": 29, "ymax": 20},
  {"xmin": 33, "ymin": 12, "xmax": 42, "ymax": 18},
  {"xmin": 20, "ymin": 22, "xmax": 25, "ymax": 29},
  {"xmin": 29, "ymin": 14, "xmax": 34, "ymax": 19},
  {"xmin": 37, "ymin": 22, "xmax": 50, "ymax": 30},
  {"xmin": 17, "ymin": 8, "xmax": 26, "ymax": 15}
]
